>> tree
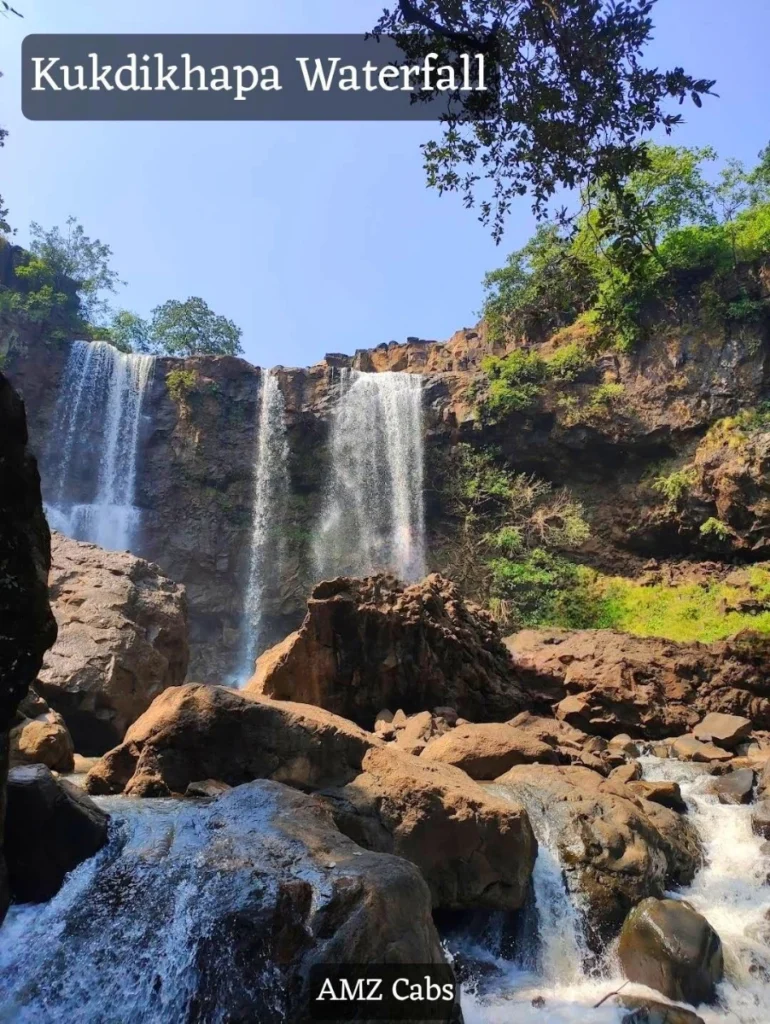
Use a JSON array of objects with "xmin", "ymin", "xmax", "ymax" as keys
[
  {"xmin": 106, "ymin": 309, "xmax": 151, "ymax": 353},
  {"xmin": 28, "ymin": 217, "xmax": 122, "ymax": 322},
  {"xmin": 149, "ymin": 297, "xmax": 243, "ymax": 357},
  {"xmin": 373, "ymin": 1, "xmax": 715, "ymax": 241}
]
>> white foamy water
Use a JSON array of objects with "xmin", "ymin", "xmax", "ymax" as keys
[
  {"xmin": 314, "ymin": 369, "xmax": 426, "ymax": 582},
  {"xmin": 463, "ymin": 760, "xmax": 770, "ymax": 1023},
  {"xmin": 45, "ymin": 339, "xmax": 155, "ymax": 552},
  {"xmin": 232, "ymin": 369, "xmax": 289, "ymax": 684}
]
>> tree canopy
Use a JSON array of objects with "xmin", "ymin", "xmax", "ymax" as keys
[
  {"xmin": 108, "ymin": 298, "xmax": 244, "ymax": 358},
  {"xmin": 373, "ymin": 0, "xmax": 715, "ymax": 241}
]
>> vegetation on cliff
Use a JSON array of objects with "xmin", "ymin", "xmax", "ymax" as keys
[{"xmin": 482, "ymin": 143, "xmax": 770, "ymax": 365}]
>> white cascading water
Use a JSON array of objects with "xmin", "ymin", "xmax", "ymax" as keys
[
  {"xmin": 45, "ymin": 339, "xmax": 155, "ymax": 552},
  {"xmin": 314, "ymin": 369, "xmax": 426, "ymax": 582},
  {"xmin": 462, "ymin": 763, "xmax": 770, "ymax": 1023},
  {"xmin": 232, "ymin": 369, "xmax": 289, "ymax": 685}
]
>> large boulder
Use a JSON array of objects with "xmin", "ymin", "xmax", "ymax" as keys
[
  {"xmin": 421, "ymin": 722, "xmax": 558, "ymax": 779},
  {"xmin": 9, "ymin": 686, "xmax": 74, "ymax": 773},
  {"xmin": 247, "ymin": 574, "xmax": 525, "ymax": 727},
  {"xmin": 506, "ymin": 628, "xmax": 770, "ymax": 738},
  {"xmin": 693, "ymin": 711, "xmax": 753, "ymax": 749},
  {"xmin": 37, "ymin": 532, "xmax": 189, "ymax": 756},
  {"xmin": 492, "ymin": 764, "xmax": 701, "ymax": 943},
  {"xmin": 85, "ymin": 683, "xmax": 380, "ymax": 797},
  {"xmin": 1, "ymin": 779, "xmax": 457, "ymax": 1021},
  {"xmin": 5, "ymin": 763, "xmax": 109, "ymax": 902},
  {"xmin": 321, "ymin": 745, "xmax": 537, "ymax": 912},
  {"xmin": 618, "ymin": 897, "xmax": 724, "ymax": 1005},
  {"xmin": 0, "ymin": 373, "xmax": 57, "ymax": 920}
]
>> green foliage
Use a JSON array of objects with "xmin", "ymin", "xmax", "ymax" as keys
[
  {"xmin": 481, "ymin": 142, "xmax": 770, "ymax": 357},
  {"xmin": 595, "ymin": 566, "xmax": 770, "ymax": 643},
  {"xmin": 107, "ymin": 309, "xmax": 151, "ymax": 353},
  {"xmin": 29, "ymin": 217, "xmax": 122, "ymax": 324},
  {"xmin": 0, "ymin": 254, "xmax": 83, "ymax": 339},
  {"xmin": 699, "ymin": 516, "xmax": 733, "ymax": 541},
  {"xmin": 441, "ymin": 444, "xmax": 591, "ymax": 628},
  {"xmin": 149, "ymin": 297, "xmax": 243, "ymax": 358},
  {"xmin": 545, "ymin": 342, "xmax": 589, "ymax": 382},
  {"xmin": 373, "ymin": 2, "xmax": 714, "ymax": 242},
  {"xmin": 589, "ymin": 381, "xmax": 625, "ymax": 409},
  {"xmin": 481, "ymin": 349, "xmax": 548, "ymax": 417},
  {"xmin": 652, "ymin": 466, "xmax": 698, "ymax": 506},
  {"xmin": 165, "ymin": 368, "xmax": 199, "ymax": 405}
]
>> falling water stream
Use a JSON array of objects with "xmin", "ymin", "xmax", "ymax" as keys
[
  {"xmin": 314, "ymin": 369, "xmax": 426, "ymax": 582},
  {"xmin": 460, "ymin": 760, "xmax": 770, "ymax": 1024},
  {"xmin": 232, "ymin": 369, "xmax": 289, "ymax": 684},
  {"xmin": 45, "ymin": 340, "xmax": 155, "ymax": 552}
]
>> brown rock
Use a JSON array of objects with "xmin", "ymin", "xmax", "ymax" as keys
[
  {"xmin": 618, "ymin": 897, "xmax": 723, "ymax": 1005},
  {"xmin": 395, "ymin": 709, "xmax": 434, "ymax": 755},
  {"xmin": 506, "ymin": 628, "xmax": 770, "ymax": 738},
  {"xmin": 671, "ymin": 734, "xmax": 734, "ymax": 763},
  {"xmin": 322, "ymin": 745, "xmax": 537, "ymax": 912},
  {"xmin": 751, "ymin": 800, "xmax": 770, "ymax": 839},
  {"xmin": 610, "ymin": 761, "xmax": 643, "ymax": 784},
  {"xmin": 693, "ymin": 712, "xmax": 753, "ymax": 749},
  {"xmin": 5, "ymin": 763, "xmax": 109, "ymax": 902},
  {"xmin": 85, "ymin": 683, "xmax": 380, "ymax": 797},
  {"xmin": 247, "ymin": 574, "xmax": 525, "ymax": 727},
  {"xmin": 628, "ymin": 780, "xmax": 688, "ymax": 813},
  {"xmin": 493, "ymin": 764, "xmax": 701, "ymax": 942},
  {"xmin": 37, "ymin": 532, "xmax": 189, "ymax": 755},
  {"xmin": 421, "ymin": 722, "xmax": 558, "ymax": 780},
  {"xmin": 10, "ymin": 699, "xmax": 74, "ymax": 773}
]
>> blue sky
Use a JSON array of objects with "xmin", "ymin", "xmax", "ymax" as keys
[{"xmin": 0, "ymin": 0, "xmax": 769, "ymax": 368}]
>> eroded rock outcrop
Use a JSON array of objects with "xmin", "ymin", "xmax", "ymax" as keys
[
  {"xmin": 492, "ymin": 764, "xmax": 701, "ymax": 943},
  {"xmin": 0, "ymin": 372, "xmax": 57, "ymax": 920},
  {"xmin": 5, "ymin": 763, "xmax": 108, "ymax": 902},
  {"xmin": 85, "ymin": 683, "xmax": 380, "ymax": 797},
  {"xmin": 38, "ymin": 532, "xmax": 189, "ymax": 755},
  {"xmin": 248, "ymin": 574, "xmax": 525, "ymax": 727},
  {"xmin": 321, "ymin": 745, "xmax": 537, "ymax": 912},
  {"xmin": 507, "ymin": 628, "xmax": 770, "ymax": 738}
]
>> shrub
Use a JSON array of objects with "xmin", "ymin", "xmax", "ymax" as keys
[
  {"xmin": 166, "ymin": 368, "xmax": 199, "ymax": 405},
  {"xmin": 481, "ymin": 349, "xmax": 548, "ymax": 418},
  {"xmin": 699, "ymin": 516, "xmax": 733, "ymax": 541},
  {"xmin": 589, "ymin": 381, "xmax": 625, "ymax": 409},
  {"xmin": 652, "ymin": 466, "xmax": 698, "ymax": 506},
  {"xmin": 546, "ymin": 341, "xmax": 589, "ymax": 381}
]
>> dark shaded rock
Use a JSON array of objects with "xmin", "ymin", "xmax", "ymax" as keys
[
  {"xmin": 421, "ymin": 722, "xmax": 558, "ymax": 779},
  {"xmin": 506, "ymin": 628, "xmax": 770, "ymax": 738},
  {"xmin": 5, "ymin": 763, "xmax": 108, "ymax": 902},
  {"xmin": 320, "ymin": 745, "xmax": 537, "ymax": 912},
  {"xmin": 37, "ymin": 533, "xmax": 189, "ymax": 755},
  {"xmin": 492, "ymin": 765, "xmax": 701, "ymax": 945},
  {"xmin": 85, "ymin": 683, "xmax": 380, "ymax": 797},
  {"xmin": 706, "ymin": 767, "xmax": 755, "ymax": 805},
  {"xmin": 752, "ymin": 799, "xmax": 770, "ymax": 839},
  {"xmin": 247, "ymin": 574, "xmax": 525, "ymax": 727},
  {"xmin": 0, "ymin": 372, "xmax": 57, "ymax": 921},
  {"xmin": 618, "ymin": 897, "xmax": 724, "ymax": 1005},
  {"xmin": 619, "ymin": 996, "xmax": 705, "ymax": 1024}
]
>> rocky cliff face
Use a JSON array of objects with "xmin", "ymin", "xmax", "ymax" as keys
[{"xmin": 4, "ymin": 291, "xmax": 770, "ymax": 681}]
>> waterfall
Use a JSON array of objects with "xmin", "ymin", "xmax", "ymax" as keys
[
  {"xmin": 232, "ymin": 369, "xmax": 289, "ymax": 684},
  {"xmin": 314, "ymin": 370, "xmax": 426, "ymax": 583},
  {"xmin": 462, "ymin": 765, "xmax": 770, "ymax": 1023},
  {"xmin": 45, "ymin": 340, "xmax": 155, "ymax": 553}
]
